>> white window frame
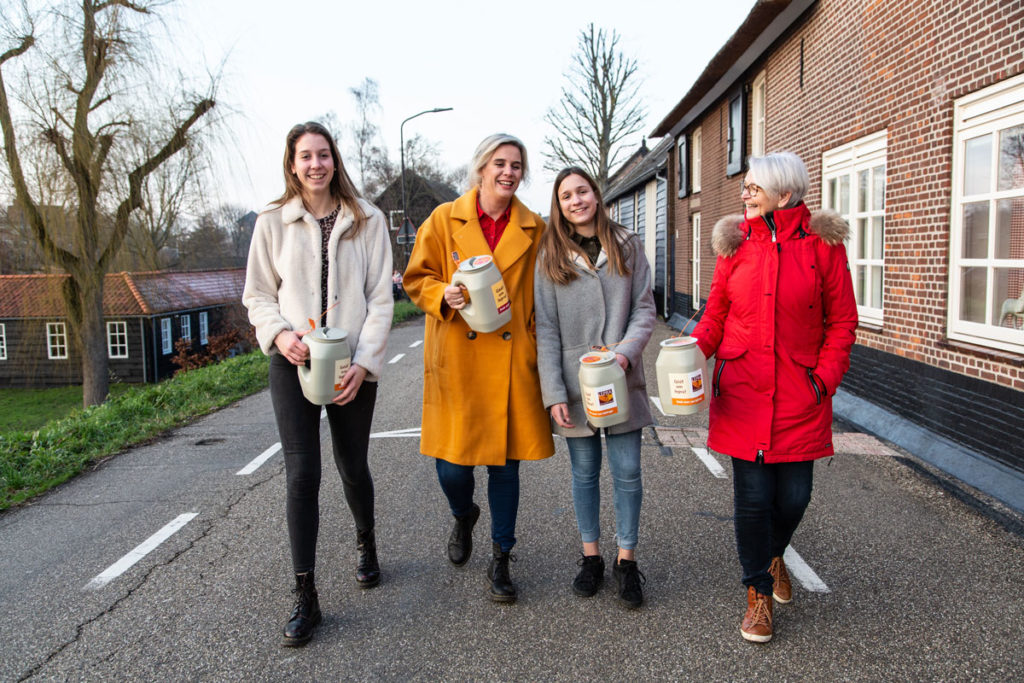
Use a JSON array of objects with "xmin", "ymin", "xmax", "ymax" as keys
[
  {"xmin": 180, "ymin": 314, "xmax": 191, "ymax": 340},
  {"xmin": 107, "ymin": 321, "xmax": 128, "ymax": 359},
  {"xmin": 751, "ymin": 71, "xmax": 767, "ymax": 157},
  {"xmin": 822, "ymin": 130, "xmax": 888, "ymax": 327},
  {"xmin": 161, "ymin": 317, "xmax": 172, "ymax": 355},
  {"xmin": 692, "ymin": 213, "xmax": 702, "ymax": 305},
  {"xmin": 199, "ymin": 311, "xmax": 209, "ymax": 345},
  {"xmin": 0, "ymin": 323, "xmax": 6, "ymax": 360},
  {"xmin": 47, "ymin": 322, "xmax": 68, "ymax": 359},
  {"xmin": 692, "ymin": 128, "xmax": 702, "ymax": 193},
  {"xmin": 948, "ymin": 74, "xmax": 1024, "ymax": 353}
]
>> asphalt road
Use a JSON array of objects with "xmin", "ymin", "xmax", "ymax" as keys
[{"xmin": 1, "ymin": 317, "xmax": 1022, "ymax": 681}]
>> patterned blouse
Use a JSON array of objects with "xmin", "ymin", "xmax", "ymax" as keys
[{"xmin": 318, "ymin": 204, "xmax": 341, "ymax": 318}]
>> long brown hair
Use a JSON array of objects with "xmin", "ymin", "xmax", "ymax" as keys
[
  {"xmin": 272, "ymin": 121, "xmax": 367, "ymax": 238},
  {"xmin": 538, "ymin": 166, "xmax": 632, "ymax": 285}
]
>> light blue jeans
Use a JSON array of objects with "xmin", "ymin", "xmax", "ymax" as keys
[{"xmin": 565, "ymin": 429, "xmax": 643, "ymax": 550}]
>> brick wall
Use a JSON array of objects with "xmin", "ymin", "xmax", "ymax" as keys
[{"xmin": 665, "ymin": 0, "xmax": 1024, "ymax": 464}]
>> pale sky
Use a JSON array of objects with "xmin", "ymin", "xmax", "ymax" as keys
[{"xmin": 168, "ymin": 1, "xmax": 757, "ymax": 214}]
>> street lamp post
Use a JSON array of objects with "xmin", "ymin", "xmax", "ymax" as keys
[{"xmin": 399, "ymin": 107, "xmax": 452, "ymax": 268}]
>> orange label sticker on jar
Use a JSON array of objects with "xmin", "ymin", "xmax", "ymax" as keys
[
  {"xmin": 333, "ymin": 357, "xmax": 352, "ymax": 392},
  {"xmin": 492, "ymin": 281, "xmax": 510, "ymax": 314},
  {"xmin": 583, "ymin": 383, "xmax": 619, "ymax": 417},
  {"xmin": 669, "ymin": 370, "xmax": 705, "ymax": 406}
]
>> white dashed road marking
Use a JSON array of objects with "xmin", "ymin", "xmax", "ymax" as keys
[
  {"xmin": 691, "ymin": 447, "xmax": 727, "ymax": 478},
  {"xmin": 84, "ymin": 513, "xmax": 198, "ymax": 590},
  {"xmin": 784, "ymin": 546, "xmax": 830, "ymax": 593},
  {"xmin": 409, "ymin": 340, "xmax": 423, "ymax": 348},
  {"xmin": 236, "ymin": 443, "xmax": 281, "ymax": 475},
  {"xmin": 389, "ymin": 353, "xmax": 405, "ymax": 364},
  {"xmin": 370, "ymin": 427, "xmax": 422, "ymax": 439},
  {"xmin": 649, "ymin": 395, "xmax": 666, "ymax": 416}
]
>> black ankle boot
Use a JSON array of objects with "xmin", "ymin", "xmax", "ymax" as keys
[
  {"xmin": 282, "ymin": 571, "xmax": 322, "ymax": 647},
  {"xmin": 447, "ymin": 503, "xmax": 480, "ymax": 566},
  {"xmin": 487, "ymin": 542, "xmax": 517, "ymax": 603},
  {"xmin": 356, "ymin": 528, "xmax": 381, "ymax": 588}
]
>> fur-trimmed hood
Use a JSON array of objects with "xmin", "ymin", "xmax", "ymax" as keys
[{"xmin": 711, "ymin": 207, "xmax": 850, "ymax": 257}]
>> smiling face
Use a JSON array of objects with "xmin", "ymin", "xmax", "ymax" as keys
[
  {"xmin": 290, "ymin": 133, "xmax": 335, "ymax": 199},
  {"xmin": 741, "ymin": 170, "xmax": 791, "ymax": 220},
  {"xmin": 478, "ymin": 144, "xmax": 523, "ymax": 207},
  {"xmin": 557, "ymin": 173, "xmax": 598, "ymax": 234}
]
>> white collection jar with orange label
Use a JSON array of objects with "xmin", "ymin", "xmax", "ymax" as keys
[
  {"xmin": 297, "ymin": 326, "xmax": 351, "ymax": 405},
  {"xmin": 451, "ymin": 255, "xmax": 511, "ymax": 333},
  {"xmin": 655, "ymin": 336, "xmax": 705, "ymax": 415},
  {"xmin": 578, "ymin": 350, "xmax": 630, "ymax": 428}
]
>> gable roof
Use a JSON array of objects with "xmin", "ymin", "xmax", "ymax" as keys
[
  {"xmin": 605, "ymin": 137, "xmax": 673, "ymax": 201},
  {"xmin": 0, "ymin": 269, "xmax": 246, "ymax": 319}
]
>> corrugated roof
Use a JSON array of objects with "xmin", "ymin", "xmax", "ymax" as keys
[{"xmin": 0, "ymin": 269, "xmax": 246, "ymax": 318}]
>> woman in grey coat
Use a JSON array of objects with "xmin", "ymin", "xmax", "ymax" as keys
[{"xmin": 535, "ymin": 166, "xmax": 656, "ymax": 609}]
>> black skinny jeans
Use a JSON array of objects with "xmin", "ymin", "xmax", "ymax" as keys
[{"xmin": 269, "ymin": 354, "xmax": 377, "ymax": 574}]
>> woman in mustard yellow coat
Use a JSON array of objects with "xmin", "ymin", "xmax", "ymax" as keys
[{"xmin": 404, "ymin": 133, "xmax": 554, "ymax": 603}]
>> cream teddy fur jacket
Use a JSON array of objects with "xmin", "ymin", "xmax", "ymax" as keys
[{"xmin": 242, "ymin": 196, "xmax": 394, "ymax": 380}]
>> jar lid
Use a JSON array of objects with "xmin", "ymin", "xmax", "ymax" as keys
[
  {"xmin": 458, "ymin": 255, "xmax": 493, "ymax": 272},
  {"xmin": 308, "ymin": 326, "xmax": 348, "ymax": 342},
  {"xmin": 579, "ymin": 350, "xmax": 616, "ymax": 366},
  {"xmin": 660, "ymin": 336, "xmax": 697, "ymax": 348}
]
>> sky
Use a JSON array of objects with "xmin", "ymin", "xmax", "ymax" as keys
[{"xmin": 163, "ymin": 0, "xmax": 757, "ymax": 215}]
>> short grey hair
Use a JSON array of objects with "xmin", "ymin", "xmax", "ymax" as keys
[
  {"xmin": 747, "ymin": 152, "xmax": 809, "ymax": 206},
  {"xmin": 466, "ymin": 133, "xmax": 529, "ymax": 190}
]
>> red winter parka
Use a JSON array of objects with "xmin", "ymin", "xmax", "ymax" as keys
[{"xmin": 692, "ymin": 203, "xmax": 858, "ymax": 464}]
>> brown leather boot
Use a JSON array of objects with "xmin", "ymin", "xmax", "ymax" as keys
[
  {"xmin": 740, "ymin": 585, "xmax": 773, "ymax": 643},
  {"xmin": 769, "ymin": 555, "xmax": 792, "ymax": 604}
]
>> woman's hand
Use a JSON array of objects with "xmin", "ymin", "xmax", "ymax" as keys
[
  {"xmin": 443, "ymin": 284, "xmax": 468, "ymax": 310},
  {"xmin": 615, "ymin": 353, "xmax": 629, "ymax": 372},
  {"xmin": 550, "ymin": 403, "xmax": 576, "ymax": 429},
  {"xmin": 332, "ymin": 364, "xmax": 368, "ymax": 406},
  {"xmin": 274, "ymin": 329, "xmax": 310, "ymax": 366}
]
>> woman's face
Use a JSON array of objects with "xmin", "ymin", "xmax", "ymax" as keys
[
  {"xmin": 741, "ymin": 170, "xmax": 790, "ymax": 219},
  {"xmin": 290, "ymin": 133, "xmax": 335, "ymax": 197},
  {"xmin": 478, "ymin": 144, "xmax": 523, "ymax": 206},
  {"xmin": 557, "ymin": 173, "xmax": 598, "ymax": 230}
]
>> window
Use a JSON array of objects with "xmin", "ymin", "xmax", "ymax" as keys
[
  {"xmin": 180, "ymin": 314, "xmax": 191, "ymax": 340},
  {"xmin": 822, "ymin": 130, "xmax": 887, "ymax": 326},
  {"xmin": 949, "ymin": 74, "xmax": 1024, "ymax": 352},
  {"xmin": 107, "ymin": 321, "xmax": 128, "ymax": 359},
  {"xmin": 692, "ymin": 128, "xmax": 702, "ymax": 193},
  {"xmin": 199, "ymin": 311, "xmax": 209, "ymax": 345},
  {"xmin": 161, "ymin": 318, "xmax": 172, "ymax": 355},
  {"xmin": 692, "ymin": 213, "xmax": 702, "ymax": 304},
  {"xmin": 726, "ymin": 89, "xmax": 746, "ymax": 176},
  {"xmin": 47, "ymin": 322, "xmax": 68, "ymax": 359},
  {"xmin": 751, "ymin": 71, "xmax": 767, "ymax": 157},
  {"xmin": 677, "ymin": 135, "xmax": 689, "ymax": 198},
  {"xmin": 0, "ymin": 323, "xmax": 6, "ymax": 360}
]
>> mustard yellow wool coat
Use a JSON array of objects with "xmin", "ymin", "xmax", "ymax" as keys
[{"xmin": 403, "ymin": 189, "xmax": 555, "ymax": 466}]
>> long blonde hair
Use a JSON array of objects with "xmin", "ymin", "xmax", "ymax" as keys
[
  {"xmin": 538, "ymin": 166, "xmax": 632, "ymax": 285},
  {"xmin": 272, "ymin": 121, "xmax": 366, "ymax": 238}
]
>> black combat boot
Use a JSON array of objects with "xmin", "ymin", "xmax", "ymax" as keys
[
  {"xmin": 282, "ymin": 571, "xmax": 322, "ymax": 647},
  {"xmin": 356, "ymin": 528, "xmax": 381, "ymax": 588},
  {"xmin": 487, "ymin": 542, "xmax": 517, "ymax": 603},
  {"xmin": 447, "ymin": 503, "xmax": 480, "ymax": 566}
]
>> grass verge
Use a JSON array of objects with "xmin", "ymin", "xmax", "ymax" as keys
[
  {"xmin": 0, "ymin": 352, "xmax": 269, "ymax": 510},
  {"xmin": 393, "ymin": 299, "xmax": 422, "ymax": 324}
]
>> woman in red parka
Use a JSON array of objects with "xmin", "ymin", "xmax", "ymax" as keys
[{"xmin": 692, "ymin": 152, "xmax": 857, "ymax": 644}]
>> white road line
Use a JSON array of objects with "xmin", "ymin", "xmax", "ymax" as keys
[
  {"xmin": 649, "ymin": 395, "xmax": 666, "ymax": 416},
  {"xmin": 320, "ymin": 408, "xmax": 327, "ymax": 420},
  {"xmin": 388, "ymin": 353, "xmax": 405, "ymax": 364},
  {"xmin": 691, "ymin": 447, "xmax": 727, "ymax": 478},
  {"xmin": 784, "ymin": 546, "xmax": 830, "ymax": 593},
  {"xmin": 236, "ymin": 443, "xmax": 281, "ymax": 475},
  {"xmin": 409, "ymin": 340, "xmax": 423, "ymax": 348},
  {"xmin": 84, "ymin": 513, "xmax": 198, "ymax": 590},
  {"xmin": 370, "ymin": 427, "xmax": 422, "ymax": 439}
]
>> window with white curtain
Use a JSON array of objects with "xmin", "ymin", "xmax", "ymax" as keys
[
  {"xmin": 751, "ymin": 71, "xmax": 767, "ymax": 157},
  {"xmin": 199, "ymin": 311, "xmax": 209, "ymax": 345},
  {"xmin": 948, "ymin": 74, "xmax": 1024, "ymax": 352},
  {"xmin": 822, "ymin": 130, "xmax": 887, "ymax": 327},
  {"xmin": 692, "ymin": 128, "xmax": 702, "ymax": 193},
  {"xmin": 161, "ymin": 318, "xmax": 172, "ymax": 355}
]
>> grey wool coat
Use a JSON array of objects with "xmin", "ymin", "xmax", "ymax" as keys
[{"xmin": 534, "ymin": 230, "xmax": 657, "ymax": 437}]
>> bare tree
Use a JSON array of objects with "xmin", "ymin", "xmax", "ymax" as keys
[
  {"xmin": 543, "ymin": 24, "xmax": 646, "ymax": 192},
  {"xmin": 348, "ymin": 78, "xmax": 381, "ymax": 193},
  {"xmin": 0, "ymin": 0, "xmax": 217, "ymax": 406}
]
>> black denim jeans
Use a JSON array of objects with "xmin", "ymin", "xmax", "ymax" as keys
[
  {"xmin": 435, "ymin": 458, "xmax": 520, "ymax": 552},
  {"xmin": 731, "ymin": 457, "xmax": 814, "ymax": 595},
  {"xmin": 269, "ymin": 354, "xmax": 377, "ymax": 574}
]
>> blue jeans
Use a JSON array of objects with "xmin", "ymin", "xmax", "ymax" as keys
[
  {"xmin": 435, "ymin": 458, "xmax": 520, "ymax": 552},
  {"xmin": 732, "ymin": 457, "xmax": 814, "ymax": 595},
  {"xmin": 565, "ymin": 429, "xmax": 643, "ymax": 550}
]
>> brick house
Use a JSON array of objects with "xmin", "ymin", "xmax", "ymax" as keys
[
  {"xmin": 649, "ymin": 0, "xmax": 1024, "ymax": 473},
  {"xmin": 0, "ymin": 269, "xmax": 247, "ymax": 387}
]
